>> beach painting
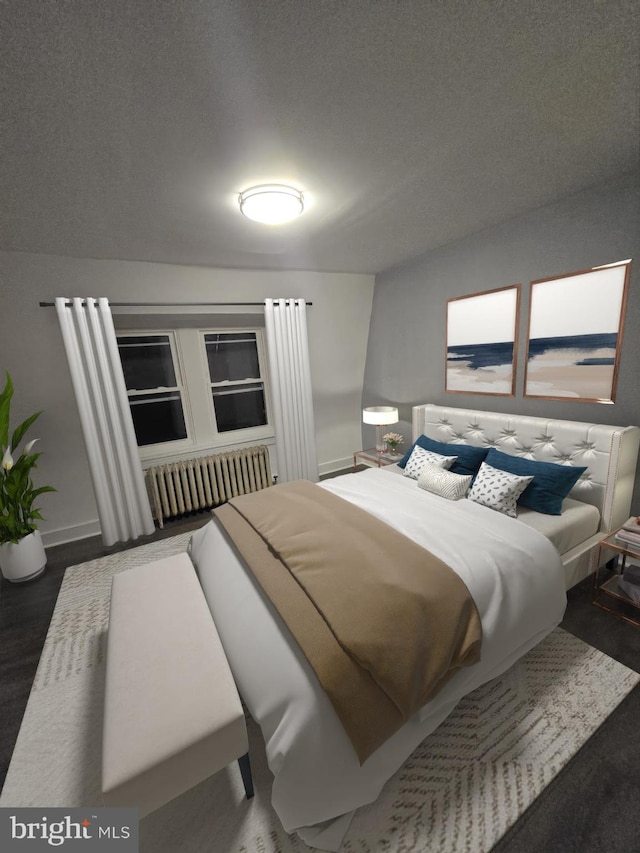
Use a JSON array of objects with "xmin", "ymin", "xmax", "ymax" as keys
[
  {"xmin": 524, "ymin": 262, "xmax": 630, "ymax": 403},
  {"xmin": 446, "ymin": 285, "xmax": 520, "ymax": 396}
]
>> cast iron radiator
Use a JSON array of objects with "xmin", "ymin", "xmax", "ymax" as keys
[{"xmin": 146, "ymin": 445, "xmax": 272, "ymax": 528}]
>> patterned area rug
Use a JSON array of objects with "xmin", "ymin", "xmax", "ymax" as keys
[{"xmin": 1, "ymin": 534, "xmax": 638, "ymax": 853}]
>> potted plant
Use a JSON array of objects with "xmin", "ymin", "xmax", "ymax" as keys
[{"xmin": 0, "ymin": 373, "xmax": 55, "ymax": 582}]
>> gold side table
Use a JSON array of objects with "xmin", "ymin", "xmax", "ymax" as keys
[
  {"xmin": 353, "ymin": 448, "xmax": 401, "ymax": 471},
  {"xmin": 593, "ymin": 527, "xmax": 640, "ymax": 627}
]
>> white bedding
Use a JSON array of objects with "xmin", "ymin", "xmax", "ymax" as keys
[{"xmin": 190, "ymin": 467, "xmax": 567, "ymax": 851}]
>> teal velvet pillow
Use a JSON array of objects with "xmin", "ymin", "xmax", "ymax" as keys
[
  {"xmin": 484, "ymin": 448, "xmax": 586, "ymax": 516},
  {"xmin": 398, "ymin": 435, "xmax": 488, "ymax": 477}
]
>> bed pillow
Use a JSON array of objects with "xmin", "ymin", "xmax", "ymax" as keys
[
  {"xmin": 485, "ymin": 448, "xmax": 587, "ymax": 516},
  {"xmin": 402, "ymin": 446, "xmax": 458, "ymax": 479},
  {"xmin": 417, "ymin": 464, "xmax": 472, "ymax": 501},
  {"xmin": 468, "ymin": 462, "xmax": 533, "ymax": 518},
  {"xmin": 398, "ymin": 435, "xmax": 488, "ymax": 477}
]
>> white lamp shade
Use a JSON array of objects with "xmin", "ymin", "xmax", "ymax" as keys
[{"xmin": 362, "ymin": 406, "xmax": 399, "ymax": 426}]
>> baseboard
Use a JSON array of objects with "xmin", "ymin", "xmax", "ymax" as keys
[
  {"xmin": 40, "ymin": 462, "xmax": 353, "ymax": 543},
  {"xmin": 41, "ymin": 519, "xmax": 102, "ymax": 548},
  {"xmin": 318, "ymin": 456, "xmax": 353, "ymax": 478}
]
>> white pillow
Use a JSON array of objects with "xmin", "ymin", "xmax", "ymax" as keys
[
  {"xmin": 402, "ymin": 445, "xmax": 458, "ymax": 480},
  {"xmin": 417, "ymin": 463, "xmax": 472, "ymax": 501},
  {"xmin": 468, "ymin": 462, "xmax": 533, "ymax": 518}
]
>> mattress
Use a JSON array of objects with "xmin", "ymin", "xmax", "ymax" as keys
[
  {"xmin": 190, "ymin": 466, "xmax": 566, "ymax": 850},
  {"xmin": 386, "ymin": 461, "xmax": 601, "ymax": 556},
  {"xmin": 516, "ymin": 498, "xmax": 601, "ymax": 555}
]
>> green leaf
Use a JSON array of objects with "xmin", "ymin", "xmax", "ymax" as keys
[
  {"xmin": 0, "ymin": 373, "xmax": 54, "ymax": 544},
  {"xmin": 4, "ymin": 479, "xmax": 21, "ymax": 500},
  {"xmin": 16, "ymin": 453, "xmax": 41, "ymax": 470},
  {"xmin": 11, "ymin": 411, "xmax": 42, "ymax": 452},
  {"xmin": 29, "ymin": 485, "xmax": 56, "ymax": 498},
  {"xmin": 0, "ymin": 372, "xmax": 13, "ymax": 452}
]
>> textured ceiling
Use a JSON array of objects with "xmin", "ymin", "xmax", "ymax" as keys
[{"xmin": 1, "ymin": 0, "xmax": 638, "ymax": 274}]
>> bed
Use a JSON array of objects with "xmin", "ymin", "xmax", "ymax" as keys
[
  {"xmin": 189, "ymin": 404, "xmax": 640, "ymax": 851},
  {"xmin": 412, "ymin": 404, "xmax": 640, "ymax": 588}
]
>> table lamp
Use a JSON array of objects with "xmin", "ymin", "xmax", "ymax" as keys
[{"xmin": 362, "ymin": 406, "xmax": 399, "ymax": 454}]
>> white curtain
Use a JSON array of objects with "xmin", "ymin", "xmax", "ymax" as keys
[
  {"xmin": 55, "ymin": 297, "xmax": 155, "ymax": 545},
  {"xmin": 264, "ymin": 298, "xmax": 319, "ymax": 483}
]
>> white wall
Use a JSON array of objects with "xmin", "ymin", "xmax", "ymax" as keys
[{"xmin": 0, "ymin": 251, "xmax": 374, "ymax": 544}]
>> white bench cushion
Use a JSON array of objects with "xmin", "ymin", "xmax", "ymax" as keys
[{"xmin": 102, "ymin": 553, "xmax": 247, "ymax": 817}]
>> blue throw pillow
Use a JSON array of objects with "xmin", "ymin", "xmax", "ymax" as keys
[
  {"xmin": 398, "ymin": 435, "xmax": 488, "ymax": 477},
  {"xmin": 485, "ymin": 448, "xmax": 586, "ymax": 516}
]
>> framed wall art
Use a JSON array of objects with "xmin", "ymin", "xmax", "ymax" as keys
[
  {"xmin": 523, "ymin": 261, "xmax": 631, "ymax": 404},
  {"xmin": 446, "ymin": 284, "xmax": 521, "ymax": 396}
]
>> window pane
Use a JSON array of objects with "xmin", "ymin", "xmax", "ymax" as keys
[
  {"xmin": 204, "ymin": 333, "xmax": 260, "ymax": 383},
  {"xmin": 118, "ymin": 335, "xmax": 177, "ymax": 390},
  {"xmin": 129, "ymin": 392, "xmax": 187, "ymax": 446},
  {"xmin": 212, "ymin": 383, "xmax": 267, "ymax": 432}
]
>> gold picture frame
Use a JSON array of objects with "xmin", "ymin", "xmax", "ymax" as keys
[
  {"xmin": 446, "ymin": 284, "xmax": 521, "ymax": 397},
  {"xmin": 523, "ymin": 261, "xmax": 631, "ymax": 404}
]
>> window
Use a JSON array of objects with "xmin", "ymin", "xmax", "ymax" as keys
[
  {"xmin": 116, "ymin": 326, "xmax": 272, "ymax": 461},
  {"xmin": 117, "ymin": 334, "xmax": 188, "ymax": 447},
  {"xmin": 204, "ymin": 333, "xmax": 268, "ymax": 432}
]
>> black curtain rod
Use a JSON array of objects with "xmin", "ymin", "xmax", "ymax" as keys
[{"xmin": 39, "ymin": 300, "xmax": 312, "ymax": 307}]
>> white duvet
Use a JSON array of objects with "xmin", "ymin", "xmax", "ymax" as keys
[{"xmin": 189, "ymin": 467, "xmax": 567, "ymax": 851}]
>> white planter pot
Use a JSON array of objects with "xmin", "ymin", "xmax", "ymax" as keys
[{"xmin": 0, "ymin": 530, "xmax": 47, "ymax": 583}]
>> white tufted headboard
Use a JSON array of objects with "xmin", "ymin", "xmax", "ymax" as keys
[{"xmin": 412, "ymin": 404, "xmax": 640, "ymax": 537}]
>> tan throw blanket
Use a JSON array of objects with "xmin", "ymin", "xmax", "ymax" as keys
[{"xmin": 214, "ymin": 480, "xmax": 482, "ymax": 763}]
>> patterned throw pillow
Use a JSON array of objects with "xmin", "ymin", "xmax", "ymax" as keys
[
  {"xmin": 417, "ymin": 463, "xmax": 472, "ymax": 501},
  {"xmin": 468, "ymin": 462, "xmax": 533, "ymax": 518},
  {"xmin": 402, "ymin": 445, "xmax": 458, "ymax": 480},
  {"xmin": 398, "ymin": 435, "xmax": 488, "ymax": 477}
]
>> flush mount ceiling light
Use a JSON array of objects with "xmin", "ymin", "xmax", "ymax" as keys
[{"xmin": 238, "ymin": 184, "xmax": 304, "ymax": 225}]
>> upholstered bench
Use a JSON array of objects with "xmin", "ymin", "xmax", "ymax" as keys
[{"xmin": 102, "ymin": 552, "xmax": 253, "ymax": 817}]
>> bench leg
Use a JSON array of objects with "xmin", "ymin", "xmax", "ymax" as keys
[{"xmin": 237, "ymin": 752, "xmax": 254, "ymax": 799}]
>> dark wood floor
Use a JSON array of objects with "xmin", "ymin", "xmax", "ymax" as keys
[
  {"xmin": 494, "ymin": 574, "xmax": 640, "ymax": 853},
  {"xmin": 1, "ymin": 519, "xmax": 639, "ymax": 852}
]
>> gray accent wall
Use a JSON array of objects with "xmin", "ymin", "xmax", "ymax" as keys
[{"xmin": 363, "ymin": 171, "xmax": 640, "ymax": 509}]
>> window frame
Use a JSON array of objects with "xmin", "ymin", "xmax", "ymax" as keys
[
  {"xmin": 117, "ymin": 330, "xmax": 194, "ymax": 456},
  {"xmin": 200, "ymin": 329, "xmax": 273, "ymax": 442},
  {"xmin": 116, "ymin": 325, "xmax": 274, "ymax": 465}
]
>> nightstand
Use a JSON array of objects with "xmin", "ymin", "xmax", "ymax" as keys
[
  {"xmin": 593, "ymin": 527, "xmax": 640, "ymax": 627},
  {"xmin": 353, "ymin": 448, "xmax": 401, "ymax": 471}
]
